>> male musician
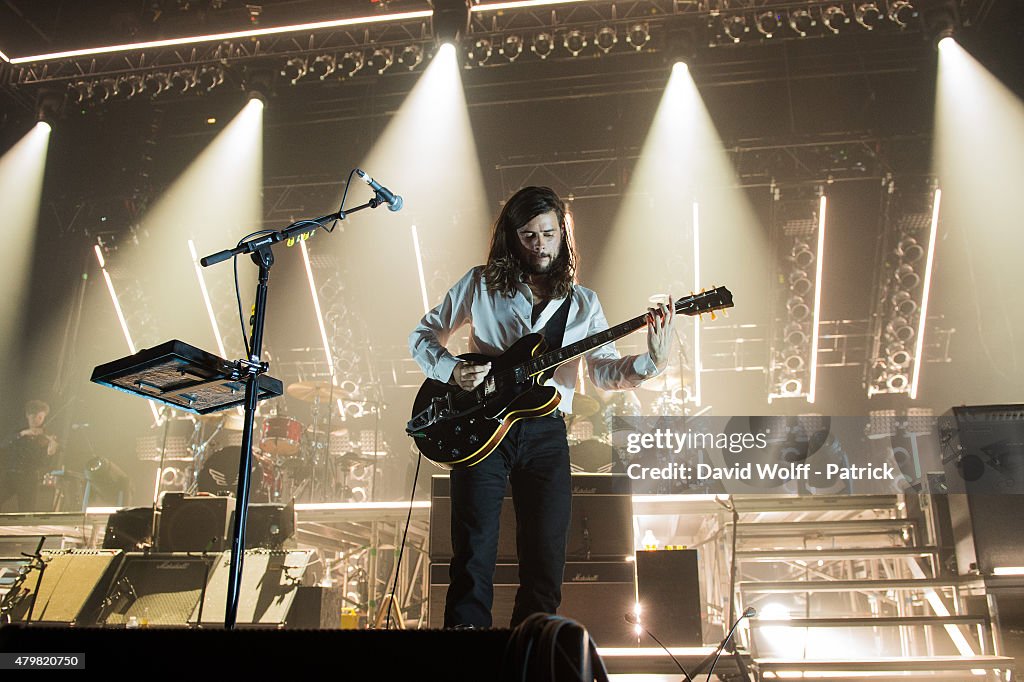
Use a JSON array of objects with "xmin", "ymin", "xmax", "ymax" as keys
[
  {"xmin": 0, "ymin": 400, "xmax": 59, "ymax": 512},
  {"xmin": 410, "ymin": 186, "xmax": 675, "ymax": 628}
]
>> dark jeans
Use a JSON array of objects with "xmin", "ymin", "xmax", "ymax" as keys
[{"xmin": 444, "ymin": 415, "xmax": 571, "ymax": 628}]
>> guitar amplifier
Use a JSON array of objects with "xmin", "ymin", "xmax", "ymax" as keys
[
  {"xmin": 429, "ymin": 560, "xmax": 637, "ymax": 646},
  {"xmin": 4, "ymin": 549, "xmax": 123, "ymax": 625},
  {"xmin": 429, "ymin": 473, "xmax": 633, "ymax": 562}
]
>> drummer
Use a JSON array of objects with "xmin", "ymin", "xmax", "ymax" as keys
[{"xmin": 0, "ymin": 400, "xmax": 59, "ymax": 512}]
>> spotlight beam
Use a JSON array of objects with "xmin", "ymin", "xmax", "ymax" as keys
[
  {"xmin": 910, "ymin": 187, "xmax": 941, "ymax": 400},
  {"xmin": 10, "ymin": 11, "xmax": 433, "ymax": 64},
  {"xmin": 807, "ymin": 194, "xmax": 827, "ymax": 404}
]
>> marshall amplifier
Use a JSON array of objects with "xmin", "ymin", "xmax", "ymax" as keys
[
  {"xmin": 430, "ymin": 474, "xmax": 633, "ymax": 562},
  {"xmin": 429, "ymin": 560, "xmax": 637, "ymax": 646}
]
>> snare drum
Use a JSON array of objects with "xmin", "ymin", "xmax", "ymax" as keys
[{"xmin": 260, "ymin": 416, "xmax": 303, "ymax": 457}]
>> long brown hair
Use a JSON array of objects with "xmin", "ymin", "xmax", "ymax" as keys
[{"xmin": 482, "ymin": 186, "xmax": 578, "ymax": 298}]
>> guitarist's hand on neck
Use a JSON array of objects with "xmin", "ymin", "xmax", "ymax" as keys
[
  {"xmin": 646, "ymin": 296, "xmax": 676, "ymax": 372},
  {"xmin": 451, "ymin": 362, "xmax": 492, "ymax": 390}
]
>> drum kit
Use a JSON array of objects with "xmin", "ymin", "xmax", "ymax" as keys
[{"xmin": 159, "ymin": 380, "xmax": 387, "ymax": 504}]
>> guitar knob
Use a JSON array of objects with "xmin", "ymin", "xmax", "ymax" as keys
[
  {"xmin": 469, "ymin": 434, "xmax": 479, "ymax": 444},
  {"xmin": 454, "ymin": 425, "xmax": 462, "ymax": 435},
  {"xmin": 451, "ymin": 449, "xmax": 461, "ymax": 456}
]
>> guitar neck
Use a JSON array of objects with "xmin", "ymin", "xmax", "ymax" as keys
[
  {"xmin": 525, "ymin": 313, "xmax": 648, "ymax": 377},
  {"xmin": 521, "ymin": 288, "xmax": 732, "ymax": 378}
]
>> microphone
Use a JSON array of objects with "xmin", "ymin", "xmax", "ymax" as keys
[
  {"xmin": 624, "ymin": 612, "xmax": 694, "ymax": 682},
  {"xmin": 705, "ymin": 606, "xmax": 756, "ymax": 682},
  {"xmin": 356, "ymin": 168, "xmax": 403, "ymax": 212}
]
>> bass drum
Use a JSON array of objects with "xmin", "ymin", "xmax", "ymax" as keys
[{"xmin": 198, "ymin": 447, "xmax": 273, "ymax": 497}]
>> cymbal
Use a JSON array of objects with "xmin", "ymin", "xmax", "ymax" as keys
[
  {"xmin": 286, "ymin": 381, "xmax": 353, "ymax": 402},
  {"xmin": 569, "ymin": 393, "xmax": 601, "ymax": 418}
]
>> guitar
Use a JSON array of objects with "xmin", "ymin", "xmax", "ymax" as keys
[{"xmin": 406, "ymin": 286, "xmax": 734, "ymax": 469}]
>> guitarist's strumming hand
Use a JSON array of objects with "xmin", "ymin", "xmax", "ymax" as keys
[
  {"xmin": 452, "ymin": 362, "xmax": 492, "ymax": 390},
  {"xmin": 646, "ymin": 296, "xmax": 676, "ymax": 372}
]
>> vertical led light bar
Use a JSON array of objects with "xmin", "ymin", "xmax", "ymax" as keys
[
  {"xmin": 299, "ymin": 238, "xmax": 335, "ymax": 380},
  {"xmin": 910, "ymin": 188, "xmax": 941, "ymax": 400},
  {"xmin": 411, "ymin": 224, "xmax": 431, "ymax": 315},
  {"xmin": 95, "ymin": 243, "xmax": 161, "ymax": 425},
  {"xmin": 807, "ymin": 194, "xmax": 827, "ymax": 404},
  {"xmin": 692, "ymin": 200, "xmax": 702, "ymax": 407},
  {"xmin": 95, "ymin": 244, "xmax": 136, "ymax": 354},
  {"xmin": 188, "ymin": 239, "xmax": 227, "ymax": 358}
]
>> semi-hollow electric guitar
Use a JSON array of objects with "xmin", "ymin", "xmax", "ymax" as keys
[{"xmin": 406, "ymin": 286, "xmax": 734, "ymax": 469}]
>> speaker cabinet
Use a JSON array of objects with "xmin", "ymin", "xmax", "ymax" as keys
[
  {"xmin": 190, "ymin": 549, "xmax": 320, "ymax": 627},
  {"xmin": 430, "ymin": 474, "xmax": 633, "ymax": 562},
  {"xmin": 429, "ymin": 561, "xmax": 637, "ymax": 646},
  {"xmin": 158, "ymin": 493, "xmax": 233, "ymax": 552},
  {"xmin": 5, "ymin": 549, "xmax": 122, "ymax": 625},
  {"xmin": 103, "ymin": 506, "xmax": 156, "ymax": 551},
  {"xmin": 96, "ymin": 552, "xmax": 219, "ymax": 626},
  {"xmin": 635, "ymin": 549, "xmax": 703, "ymax": 645}
]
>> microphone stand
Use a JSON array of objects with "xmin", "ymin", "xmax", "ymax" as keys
[{"xmin": 201, "ymin": 198, "xmax": 383, "ymax": 629}]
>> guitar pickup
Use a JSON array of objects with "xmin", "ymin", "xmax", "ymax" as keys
[
  {"xmin": 514, "ymin": 366, "xmax": 528, "ymax": 383},
  {"xmin": 483, "ymin": 376, "xmax": 497, "ymax": 397}
]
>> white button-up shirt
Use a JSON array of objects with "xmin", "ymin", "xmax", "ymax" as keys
[{"xmin": 409, "ymin": 267, "xmax": 658, "ymax": 414}]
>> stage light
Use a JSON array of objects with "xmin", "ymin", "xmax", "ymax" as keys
[
  {"xmin": 170, "ymin": 69, "xmax": 197, "ymax": 93},
  {"xmin": 411, "ymin": 225, "xmax": 430, "ymax": 315},
  {"xmin": 896, "ymin": 236, "xmax": 924, "ymax": 262},
  {"xmin": 723, "ymin": 15, "xmax": 748, "ymax": 43},
  {"xmin": 789, "ymin": 8, "xmax": 816, "ymax": 37},
  {"xmin": 807, "ymin": 194, "xmax": 828, "ymax": 404},
  {"xmin": 188, "ymin": 239, "xmax": 227, "ymax": 358},
  {"xmin": 595, "ymin": 26, "xmax": 617, "ymax": 53},
  {"xmin": 822, "ymin": 5, "xmax": 849, "ymax": 33},
  {"xmin": 532, "ymin": 32, "xmax": 554, "ymax": 59},
  {"xmin": 626, "ymin": 23, "xmax": 650, "ymax": 50},
  {"xmin": 888, "ymin": 1, "xmax": 918, "ymax": 29},
  {"xmin": 116, "ymin": 74, "xmax": 145, "ymax": 98},
  {"xmin": 397, "ymin": 44, "xmax": 423, "ymax": 70},
  {"xmin": 563, "ymin": 29, "xmax": 587, "ymax": 56},
  {"xmin": 69, "ymin": 80, "xmax": 92, "ymax": 104},
  {"xmin": 10, "ymin": 10, "xmax": 434, "ymax": 64},
  {"xmin": 340, "ymin": 51, "xmax": 365, "ymax": 77},
  {"xmin": 433, "ymin": 0, "xmax": 470, "ymax": 46},
  {"xmin": 468, "ymin": 37, "xmax": 493, "ymax": 65},
  {"xmin": 855, "ymin": 3, "xmax": 883, "ymax": 30},
  {"xmin": 501, "ymin": 34, "xmax": 524, "ymax": 61},
  {"xmin": 144, "ymin": 71, "xmax": 171, "ymax": 97},
  {"xmin": 311, "ymin": 53, "xmax": 337, "ymax": 79},
  {"xmin": 94, "ymin": 78, "xmax": 116, "ymax": 103},
  {"xmin": 368, "ymin": 47, "xmax": 393, "ymax": 74},
  {"xmin": 756, "ymin": 11, "xmax": 781, "ymax": 38},
  {"xmin": 281, "ymin": 57, "xmax": 308, "ymax": 84},
  {"xmin": 923, "ymin": 0, "xmax": 958, "ymax": 45},
  {"xmin": 909, "ymin": 187, "xmax": 940, "ymax": 400}
]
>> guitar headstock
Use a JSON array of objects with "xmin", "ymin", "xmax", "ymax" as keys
[{"xmin": 674, "ymin": 286, "xmax": 734, "ymax": 318}]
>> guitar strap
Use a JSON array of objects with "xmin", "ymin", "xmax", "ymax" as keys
[{"xmin": 540, "ymin": 289, "xmax": 573, "ymax": 381}]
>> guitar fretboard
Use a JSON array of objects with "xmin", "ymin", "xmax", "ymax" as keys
[{"xmin": 525, "ymin": 313, "xmax": 650, "ymax": 376}]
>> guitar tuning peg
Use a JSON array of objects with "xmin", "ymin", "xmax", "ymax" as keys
[
  {"xmin": 690, "ymin": 291, "xmax": 695, "ymax": 297},
  {"xmin": 722, "ymin": 309, "xmax": 729, "ymax": 318},
  {"xmin": 710, "ymin": 311, "xmax": 717, "ymax": 321}
]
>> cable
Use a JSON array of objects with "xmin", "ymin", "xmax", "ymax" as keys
[
  {"xmin": 384, "ymin": 449, "xmax": 422, "ymax": 629},
  {"xmin": 624, "ymin": 612, "xmax": 694, "ymax": 682},
  {"xmin": 230, "ymin": 167, "xmax": 359, "ymax": 358}
]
